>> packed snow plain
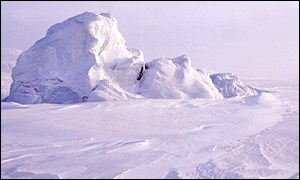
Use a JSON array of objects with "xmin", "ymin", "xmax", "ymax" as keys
[
  {"xmin": 1, "ymin": 50, "xmax": 299, "ymax": 179},
  {"xmin": 1, "ymin": 11, "xmax": 299, "ymax": 179}
]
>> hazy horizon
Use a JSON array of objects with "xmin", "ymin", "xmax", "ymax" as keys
[{"xmin": 1, "ymin": 1, "xmax": 299, "ymax": 80}]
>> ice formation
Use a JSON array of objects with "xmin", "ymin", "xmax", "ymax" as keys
[
  {"xmin": 7, "ymin": 12, "xmax": 256, "ymax": 104},
  {"xmin": 210, "ymin": 73, "xmax": 258, "ymax": 98}
]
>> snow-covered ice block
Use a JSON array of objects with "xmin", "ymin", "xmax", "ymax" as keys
[
  {"xmin": 210, "ymin": 73, "xmax": 258, "ymax": 98},
  {"xmin": 136, "ymin": 55, "xmax": 223, "ymax": 100}
]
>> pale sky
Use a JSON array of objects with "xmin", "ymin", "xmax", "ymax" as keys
[{"xmin": 1, "ymin": 1, "xmax": 299, "ymax": 80}]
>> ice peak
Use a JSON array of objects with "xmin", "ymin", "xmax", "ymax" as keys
[
  {"xmin": 46, "ymin": 11, "xmax": 115, "ymax": 36},
  {"xmin": 172, "ymin": 54, "xmax": 192, "ymax": 67},
  {"xmin": 177, "ymin": 54, "xmax": 190, "ymax": 60},
  {"xmin": 100, "ymin": 12, "xmax": 112, "ymax": 18},
  {"xmin": 73, "ymin": 11, "xmax": 100, "ymax": 20},
  {"xmin": 71, "ymin": 11, "xmax": 113, "ymax": 20}
]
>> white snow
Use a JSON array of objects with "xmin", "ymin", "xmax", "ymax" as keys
[{"xmin": 1, "ymin": 80, "xmax": 298, "ymax": 179}]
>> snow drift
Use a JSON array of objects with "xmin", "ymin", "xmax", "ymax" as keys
[
  {"xmin": 244, "ymin": 92, "xmax": 281, "ymax": 106},
  {"xmin": 7, "ymin": 12, "xmax": 258, "ymax": 104}
]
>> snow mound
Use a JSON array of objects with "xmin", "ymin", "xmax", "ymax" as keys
[
  {"xmin": 137, "ymin": 55, "xmax": 222, "ymax": 99},
  {"xmin": 7, "ymin": 12, "xmax": 226, "ymax": 104},
  {"xmin": 244, "ymin": 92, "xmax": 281, "ymax": 106},
  {"xmin": 210, "ymin": 73, "xmax": 258, "ymax": 98},
  {"xmin": 7, "ymin": 12, "xmax": 144, "ymax": 104}
]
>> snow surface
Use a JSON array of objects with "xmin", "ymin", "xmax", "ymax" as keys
[{"xmin": 1, "ymin": 80, "xmax": 298, "ymax": 179}]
